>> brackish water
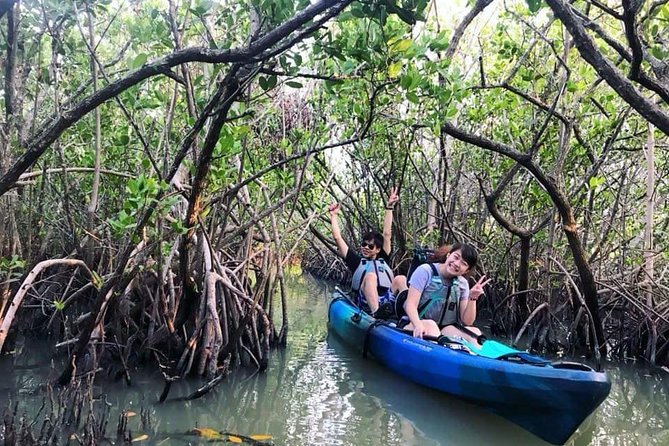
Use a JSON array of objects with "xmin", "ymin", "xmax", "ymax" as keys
[{"xmin": 1, "ymin": 274, "xmax": 668, "ymax": 445}]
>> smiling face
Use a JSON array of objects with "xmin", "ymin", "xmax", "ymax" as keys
[
  {"xmin": 360, "ymin": 239, "xmax": 380, "ymax": 259},
  {"xmin": 443, "ymin": 249, "xmax": 471, "ymax": 277}
]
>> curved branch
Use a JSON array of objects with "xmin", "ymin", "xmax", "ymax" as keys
[
  {"xmin": 444, "ymin": 0, "xmax": 494, "ymax": 60},
  {"xmin": 545, "ymin": 0, "xmax": 669, "ymax": 135},
  {"xmin": 0, "ymin": 259, "xmax": 95, "ymax": 353},
  {"xmin": 621, "ymin": 0, "xmax": 644, "ymax": 80},
  {"xmin": 571, "ymin": 7, "xmax": 669, "ymax": 103},
  {"xmin": 441, "ymin": 120, "xmax": 607, "ymax": 354},
  {"xmin": 0, "ymin": 0, "xmax": 354, "ymax": 197}
]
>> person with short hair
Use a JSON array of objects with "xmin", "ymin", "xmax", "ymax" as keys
[
  {"xmin": 329, "ymin": 188, "xmax": 407, "ymax": 315},
  {"xmin": 396, "ymin": 243, "xmax": 490, "ymax": 345}
]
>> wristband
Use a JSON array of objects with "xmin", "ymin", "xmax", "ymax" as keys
[{"xmin": 385, "ymin": 205, "xmax": 394, "ymax": 210}]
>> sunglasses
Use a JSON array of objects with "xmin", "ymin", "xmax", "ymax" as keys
[{"xmin": 361, "ymin": 242, "xmax": 377, "ymax": 249}]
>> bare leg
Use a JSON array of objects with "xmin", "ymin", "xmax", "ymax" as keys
[
  {"xmin": 403, "ymin": 319, "xmax": 441, "ymax": 337},
  {"xmin": 361, "ymin": 271, "xmax": 380, "ymax": 313},
  {"xmin": 441, "ymin": 325, "xmax": 482, "ymax": 347},
  {"xmin": 391, "ymin": 275, "xmax": 407, "ymax": 295}
]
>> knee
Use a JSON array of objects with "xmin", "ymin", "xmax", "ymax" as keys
[
  {"xmin": 392, "ymin": 275, "xmax": 407, "ymax": 291},
  {"xmin": 468, "ymin": 326, "xmax": 482, "ymax": 335},
  {"xmin": 441, "ymin": 325, "xmax": 461, "ymax": 338},
  {"xmin": 363, "ymin": 272, "xmax": 378, "ymax": 287},
  {"xmin": 424, "ymin": 320, "xmax": 440, "ymax": 337}
]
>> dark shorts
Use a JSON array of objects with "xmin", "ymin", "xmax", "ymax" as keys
[{"xmin": 356, "ymin": 288, "xmax": 395, "ymax": 313}]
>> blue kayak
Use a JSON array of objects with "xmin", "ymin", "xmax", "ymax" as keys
[{"xmin": 328, "ymin": 296, "xmax": 611, "ymax": 445}]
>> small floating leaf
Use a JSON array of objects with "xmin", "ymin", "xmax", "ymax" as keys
[
  {"xmin": 124, "ymin": 411, "xmax": 137, "ymax": 417},
  {"xmin": 132, "ymin": 434, "xmax": 149, "ymax": 442},
  {"xmin": 250, "ymin": 434, "xmax": 273, "ymax": 440},
  {"xmin": 192, "ymin": 428, "xmax": 223, "ymax": 439},
  {"xmin": 228, "ymin": 435, "xmax": 243, "ymax": 443}
]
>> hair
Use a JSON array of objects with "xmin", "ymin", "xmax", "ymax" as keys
[
  {"xmin": 361, "ymin": 231, "xmax": 384, "ymax": 249},
  {"xmin": 428, "ymin": 242, "xmax": 478, "ymax": 270}
]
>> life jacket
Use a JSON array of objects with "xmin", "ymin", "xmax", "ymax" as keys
[
  {"xmin": 416, "ymin": 263, "xmax": 461, "ymax": 326},
  {"xmin": 351, "ymin": 257, "xmax": 394, "ymax": 292}
]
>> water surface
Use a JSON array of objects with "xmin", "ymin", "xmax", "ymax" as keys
[{"xmin": 1, "ymin": 275, "xmax": 668, "ymax": 445}]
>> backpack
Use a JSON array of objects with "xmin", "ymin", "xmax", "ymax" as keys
[{"xmin": 407, "ymin": 247, "xmax": 434, "ymax": 280}]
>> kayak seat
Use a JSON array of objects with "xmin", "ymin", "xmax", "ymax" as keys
[
  {"xmin": 495, "ymin": 351, "xmax": 550, "ymax": 366},
  {"xmin": 550, "ymin": 361, "xmax": 595, "ymax": 372},
  {"xmin": 434, "ymin": 335, "xmax": 475, "ymax": 354}
]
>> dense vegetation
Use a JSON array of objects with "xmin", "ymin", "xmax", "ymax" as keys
[{"xmin": 0, "ymin": 0, "xmax": 668, "ymax": 407}]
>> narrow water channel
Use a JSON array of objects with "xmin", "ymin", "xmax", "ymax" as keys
[{"xmin": 1, "ymin": 274, "xmax": 668, "ymax": 445}]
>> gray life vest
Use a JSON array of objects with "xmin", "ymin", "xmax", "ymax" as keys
[
  {"xmin": 351, "ymin": 257, "xmax": 394, "ymax": 292},
  {"xmin": 417, "ymin": 264, "xmax": 461, "ymax": 326}
]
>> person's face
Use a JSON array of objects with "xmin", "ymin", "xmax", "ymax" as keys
[
  {"xmin": 444, "ymin": 249, "xmax": 470, "ymax": 277},
  {"xmin": 360, "ymin": 239, "xmax": 380, "ymax": 259}
]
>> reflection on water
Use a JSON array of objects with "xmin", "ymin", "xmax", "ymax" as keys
[
  {"xmin": 587, "ymin": 364, "xmax": 669, "ymax": 446},
  {"xmin": 2, "ymin": 275, "xmax": 668, "ymax": 445}
]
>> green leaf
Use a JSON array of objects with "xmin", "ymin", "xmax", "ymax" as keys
[
  {"xmin": 409, "ymin": 72, "xmax": 422, "ymax": 89},
  {"xmin": 385, "ymin": 0, "xmax": 417, "ymax": 25},
  {"xmin": 131, "ymin": 53, "xmax": 148, "ymax": 69},
  {"xmin": 390, "ymin": 39, "xmax": 413, "ymax": 54},
  {"xmin": 406, "ymin": 91, "xmax": 420, "ymax": 104},
  {"xmin": 350, "ymin": 5, "xmax": 366, "ymax": 18},
  {"xmin": 660, "ymin": 4, "xmax": 669, "ymax": 19},
  {"xmin": 171, "ymin": 220, "xmax": 187, "ymax": 235},
  {"xmin": 650, "ymin": 46, "xmax": 666, "ymax": 60},
  {"xmin": 267, "ymin": 75, "xmax": 277, "ymax": 89},
  {"xmin": 324, "ymin": 79, "xmax": 344, "ymax": 94},
  {"xmin": 588, "ymin": 176, "xmax": 605, "ymax": 189},
  {"xmin": 400, "ymin": 74, "xmax": 413, "ymax": 90},
  {"xmin": 526, "ymin": 0, "xmax": 543, "ymax": 13},
  {"xmin": 388, "ymin": 61, "xmax": 403, "ymax": 78},
  {"xmin": 429, "ymin": 31, "xmax": 450, "ymax": 52},
  {"xmin": 285, "ymin": 81, "xmax": 303, "ymax": 88}
]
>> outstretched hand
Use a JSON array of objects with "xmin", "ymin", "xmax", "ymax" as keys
[
  {"xmin": 387, "ymin": 187, "xmax": 399, "ymax": 208},
  {"xmin": 470, "ymin": 275, "xmax": 491, "ymax": 301},
  {"xmin": 329, "ymin": 203, "xmax": 341, "ymax": 216}
]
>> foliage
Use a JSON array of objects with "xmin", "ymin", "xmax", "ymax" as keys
[{"xmin": 0, "ymin": 0, "xmax": 668, "ymax": 384}]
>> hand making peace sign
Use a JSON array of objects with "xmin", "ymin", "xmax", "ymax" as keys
[
  {"xmin": 469, "ymin": 275, "xmax": 492, "ymax": 301},
  {"xmin": 386, "ymin": 187, "xmax": 399, "ymax": 209}
]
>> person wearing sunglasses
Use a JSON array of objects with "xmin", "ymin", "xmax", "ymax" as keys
[{"xmin": 328, "ymin": 188, "xmax": 407, "ymax": 316}]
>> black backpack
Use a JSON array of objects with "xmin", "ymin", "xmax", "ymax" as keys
[{"xmin": 408, "ymin": 247, "xmax": 434, "ymax": 280}]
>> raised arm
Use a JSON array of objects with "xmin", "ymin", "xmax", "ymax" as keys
[
  {"xmin": 329, "ymin": 203, "xmax": 349, "ymax": 259},
  {"xmin": 382, "ymin": 187, "xmax": 399, "ymax": 255}
]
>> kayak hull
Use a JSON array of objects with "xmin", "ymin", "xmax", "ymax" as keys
[{"xmin": 328, "ymin": 297, "xmax": 611, "ymax": 445}]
